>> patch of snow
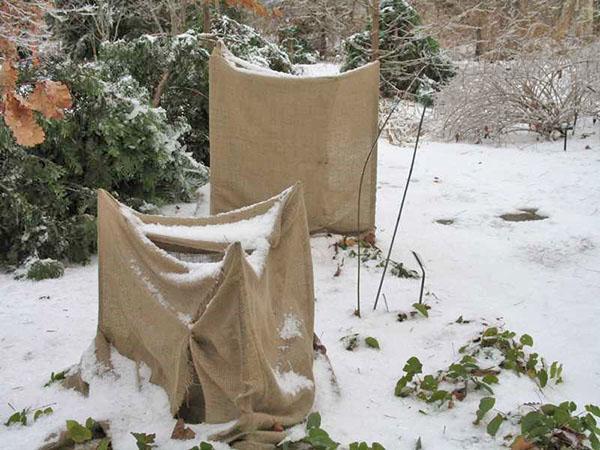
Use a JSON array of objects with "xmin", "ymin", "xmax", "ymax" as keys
[
  {"xmin": 141, "ymin": 198, "xmax": 283, "ymax": 275},
  {"xmin": 295, "ymin": 63, "xmax": 340, "ymax": 77},
  {"xmin": 279, "ymin": 314, "xmax": 303, "ymax": 340},
  {"xmin": 272, "ymin": 367, "xmax": 314, "ymax": 397}
]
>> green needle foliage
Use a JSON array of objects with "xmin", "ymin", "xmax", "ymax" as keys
[{"xmin": 341, "ymin": 0, "xmax": 454, "ymax": 102}]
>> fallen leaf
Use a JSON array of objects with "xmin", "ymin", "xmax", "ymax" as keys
[
  {"xmin": 452, "ymin": 387, "xmax": 467, "ymax": 401},
  {"xmin": 360, "ymin": 230, "xmax": 376, "ymax": 246},
  {"xmin": 28, "ymin": 80, "xmax": 72, "ymax": 119},
  {"xmin": 0, "ymin": 60, "xmax": 17, "ymax": 92},
  {"xmin": 170, "ymin": 418, "xmax": 196, "ymax": 440},
  {"xmin": 511, "ymin": 436, "xmax": 536, "ymax": 450},
  {"xmin": 4, "ymin": 92, "xmax": 45, "ymax": 147}
]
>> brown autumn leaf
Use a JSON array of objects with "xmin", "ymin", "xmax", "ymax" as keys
[
  {"xmin": 28, "ymin": 80, "xmax": 72, "ymax": 119},
  {"xmin": 360, "ymin": 230, "xmax": 377, "ymax": 247},
  {"xmin": 4, "ymin": 92, "xmax": 45, "ymax": 147},
  {"xmin": 170, "ymin": 418, "xmax": 196, "ymax": 440},
  {"xmin": 0, "ymin": 60, "xmax": 17, "ymax": 92},
  {"xmin": 0, "ymin": 38, "xmax": 18, "ymax": 60},
  {"xmin": 511, "ymin": 436, "xmax": 537, "ymax": 450}
]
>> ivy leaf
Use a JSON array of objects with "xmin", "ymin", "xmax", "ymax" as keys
[
  {"xmin": 482, "ymin": 374, "xmax": 499, "ymax": 385},
  {"xmin": 5, "ymin": 410, "xmax": 27, "ymax": 427},
  {"xmin": 66, "ymin": 420, "xmax": 92, "ymax": 443},
  {"xmin": 537, "ymin": 369, "xmax": 548, "ymax": 388},
  {"xmin": 487, "ymin": 413, "xmax": 504, "ymax": 436},
  {"xmin": 586, "ymin": 405, "xmax": 600, "ymax": 418},
  {"xmin": 365, "ymin": 337, "xmax": 380, "ymax": 350},
  {"xmin": 428, "ymin": 390, "xmax": 450, "ymax": 406},
  {"xmin": 475, "ymin": 397, "xmax": 495, "ymax": 424},
  {"xmin": 97, "ymin": 438, "xmax": 111, "ymax": 450},
  {"xmin": 131, "ymin": 432, "xmax": 156, "ymax": 450},
  {"xmin": 403, "ymin": 357, "xmax": 423, "ymax": 375},
  {"xmin": 306, "ymin": 412, "xmax": 321, "ymax": 430},
  {"xmin": 520, "ymin": 334, "xmax": 534, "ymax": 347},
  {"xmin": 412, "ymin": 303, "xmax": 429, "ymax": 317}
]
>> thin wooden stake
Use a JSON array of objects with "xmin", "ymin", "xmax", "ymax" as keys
[{"xmin": 373, "ymin": 105, "xmax": 427, "ymax": 311}]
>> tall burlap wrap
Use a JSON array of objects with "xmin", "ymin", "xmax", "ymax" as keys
[
  {"xmin": 95, "ymin": 184, "xmax": 315, "ymax": 449},
  {"xmin": 209, "ymin": 43, "xmax": 379, "ymax": 234}
]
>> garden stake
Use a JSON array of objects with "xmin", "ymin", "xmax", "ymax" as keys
[
  {"xmin": 355, "ymin": 96, "xmax": 404, "ymax": 317},
  {"xmin": 412, "ymin": 250, "xmax": 426, "ymax": 305},
  {"xmin": 373, "ymin": 105, "xmax": 426, "ymax": 311}
]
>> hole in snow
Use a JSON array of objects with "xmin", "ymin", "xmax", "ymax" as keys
[{"xmin": 500, "ymin": 208, "xmax": 548, "ymax": 222}]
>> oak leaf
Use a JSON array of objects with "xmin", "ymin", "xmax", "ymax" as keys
[
  {"xmin": 29, "ymin": 80, "xmax": 72, "ymax": 119},
  {"xmin": 4, "ymin": 92, "xmax": 45, "ymax": 147},
  {"xmin": 0, "ymin": 60, "xmax": 17, "ymax": 92}
]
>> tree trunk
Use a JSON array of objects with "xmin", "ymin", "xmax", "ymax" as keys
[
  {"xmin": 203, "ymin": 1, "xmax": 211, "ymax": 33},
  {"xmin": 576, "ymin": 0, "xmax": 594, "ymax": 38},
  {"xmin": 371, "ymin": 0, "xmax": 380, "ymax": 61}
]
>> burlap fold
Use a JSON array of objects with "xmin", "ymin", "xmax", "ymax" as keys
[
  {"xmin": 95, "ymin": 184, "xmax": 315, "ymax": 449},
  {"xmin": 209, "ymin": 43, "xmax": 380, "ymax": 234}
]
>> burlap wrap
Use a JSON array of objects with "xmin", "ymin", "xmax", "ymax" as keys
[
  {"xmin": 209, "ymin": 43, "xmax": 379, "ymax": 234},
  {"xmin": 95, "ymin": 185, "xmax": 315, "ymax": 449}
]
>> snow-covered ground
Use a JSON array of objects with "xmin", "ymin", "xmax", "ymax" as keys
[{"xmin": 1, "ymin": 134, "xmax": 600, "ymax": 449}]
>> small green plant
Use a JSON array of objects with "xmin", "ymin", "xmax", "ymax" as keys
[
  {"xmin": 280, "ymin": 413, "xmax": 387, "ymax": 450},
  {"xmin": 365, "ymin": 337, "xmax": 380, "ymax": 350},
  {"xmin": 132, "ymin": 432, "xmax": 157, "ymax": 449},
  {"xmin": 513, "ymin": 402, "xmax": 600, "ymax": 450},
  {"xmin": 280, "ymin": 412, "xmax": 339, "ymax": 450},
  {"xmin": 412, "ymin": 303, "xmax": 429, "ymax": 318},
  {"xmin": 394, "ymin": 357, "xmax": 423, "ymax": 397},
  {"xmin": 394, "ymin": 327, "xmax": 563, "ymax": 410},
  {"xmin": 44, "ymin": 370, "xmax": 66, "ymax": 387},
  {"xmin": 5, "ymin": 409, "xmax": 28, "ymax": 426},
  {"xmin": 341, "ymin": 334, "xmax": 359, "ymax": 351},
  {"xmin": 65, "ymin": 418, "xmax": 109, "ymax": 446},
  {"xmin": 349, "ymin": 442, "xmax": 385, "ymax": 450},
  {"xmin": 461, "ymin": 327, "xmax": 564, "ymax": 387},
  {"xmin": 26, "ymin": 259, "xmax": 65, "ymax": 280},
  {"xmin": 5, "ymin": 406, "xmax": 54, "ymax": 426},
  {"xmin": 188, "ymin": 443, "xmax": 214, "ymax": 450},
  {"xmin": 341, "ymin": 240, "xmax": 418, "ymax": 279},
  {"xmin": 33, "ymin": 408, "xmax": 53, "ymax": 421},
  {"xmin": 66, "ymin": 419, "xmax": 93, "ymax": 443}
]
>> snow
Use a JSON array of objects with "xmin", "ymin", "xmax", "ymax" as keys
[
  {"xmin": 139, "ymin": 195, "xmax": 283, "ymax": 276},
  {"xmin": 272, "ymin": 367, "xmax": 314, "ymax": 397},
  {"xmin": 279, "ymin": 314, "xmax": 303, "ymax": 340},
  {"xmin": 1, "ymin": 129, "xmax": 600, "ymax": 449}
]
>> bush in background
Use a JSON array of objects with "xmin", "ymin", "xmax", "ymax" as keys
[
  {"xmin": 434, "ymin": 40, "xmax": 600, "ymax": 142},
  {"xmin": 341, "ymin": 0, "xmax": 454, "ymax": 102}
]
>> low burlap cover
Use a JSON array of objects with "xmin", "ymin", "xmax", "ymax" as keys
[
  {"xmin": 209, "ymin": 43, "xmax": 379, "ymax": 234},
  {"xmin": 96, "ymin": 184, "xmax": 315, "ymax": 449}
]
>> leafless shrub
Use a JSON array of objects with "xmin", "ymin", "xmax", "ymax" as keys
[{"xmin": 434, "ymin": 40, "xmax": 600, "ymax": 143}]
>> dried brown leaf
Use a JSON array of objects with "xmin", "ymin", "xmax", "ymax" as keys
[
  {"xmin": 0, "ymin": 60, "xmax": 17, "ymax": 92},
  {"xmin": 4, "ymin": 92, "xmax": 45, "ymax": 147},
  {"xmin": 170, "ymin": 418, "xmax": 196, "ymax": 440},
  {"xmin": 28, "ymin": 80, "xmax": 72, "ymax": 119},
  {"xmin": 511, "ymin": 436, "xmax": 537, "ymax": 450}
]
